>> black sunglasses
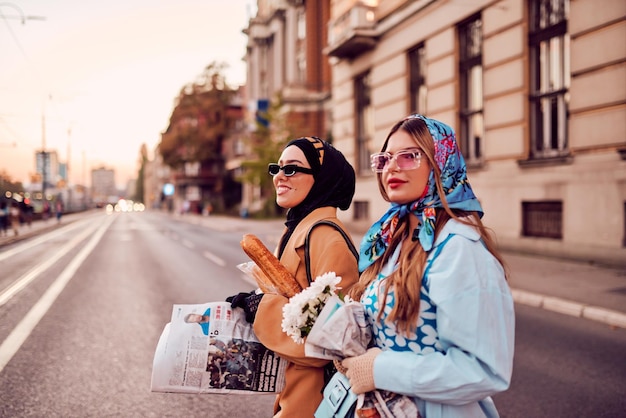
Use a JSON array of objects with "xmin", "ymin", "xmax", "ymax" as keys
[{"xmin": 268, "ymin": 163, "xmax": 314, "ymax": 177}]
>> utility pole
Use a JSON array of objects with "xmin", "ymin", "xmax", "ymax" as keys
[
  {"xmin": 41, "ymin": 105, "xmax": 47, "ymax": 208},
  {"xmin": 82, "ymin": 150, "xmax": 86, "ymax": 210},
  {"xmin": 66, "ymin": 125, "xmax": 71, "ymax": 211},
  {"xmin": 1, "ymin": 2, "xmax": 46, "ymax": 210}
]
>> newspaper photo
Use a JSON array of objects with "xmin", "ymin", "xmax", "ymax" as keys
[{"xmin": 151, "ymin": 301, "xmax": 287, "ymax": 394}]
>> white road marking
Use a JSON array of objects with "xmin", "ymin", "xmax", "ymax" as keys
[
  {"xmin": 0, "ymin": 215, "xmax": 113, "ymax": 372},
  {"xmin": 0, "ymin": 219, "xmax": 90, "ymax": 262},
  {"xmin": 203, "ymin": 251, "xmax": 226, "ymax": 267},
  {"xmin": 0, "ymin": 221, "xmax": 102, "ymax": 307}
]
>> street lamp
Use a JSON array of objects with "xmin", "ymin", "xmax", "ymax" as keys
[{"xmin": 0, "ymin": 3, "xmax": 46, "ymax": 24}]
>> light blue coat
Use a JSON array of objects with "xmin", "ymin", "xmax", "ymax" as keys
[{"xmin": 369, "ymin": 219, "xmax": 515, "ymax": 417}]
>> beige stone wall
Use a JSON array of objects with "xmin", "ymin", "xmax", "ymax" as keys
[{"xmin": 330, "ymin": 0, "xmax": 626, "ymax": 263}]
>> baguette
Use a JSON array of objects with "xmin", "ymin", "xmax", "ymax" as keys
[{"xmin": 241, "ymin": 234, "xmax": 302, "ymax": 297}]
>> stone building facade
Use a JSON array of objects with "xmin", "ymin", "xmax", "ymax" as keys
[
  {"xmin": 324, "ymin": 0, "xmax": 625, "ymax": 266},
  {"xmin": 245, "ymin": 0, "xmax": 332, "ymax": 138}
]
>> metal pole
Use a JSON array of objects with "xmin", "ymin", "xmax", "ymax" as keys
[
  {"xmin": 67, "ymin": 126, "xmax": 71, "ymax": 211},
  {"xmin": 41, "ymin": 107, "xmax": 46, "ymax": 207}
]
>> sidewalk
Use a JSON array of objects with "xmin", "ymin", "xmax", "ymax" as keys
[
  {"xmin": 0, "ymin": 216, "xmax": 69, "ymax": 246},
  {"xmin": 191, "ymin": 213, "xmax": 626, "ymax": 329},
  {"xmin": 2, "ymin": 211, "xmax": 625, "ymax": 329}
]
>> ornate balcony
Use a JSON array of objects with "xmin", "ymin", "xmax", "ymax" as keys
[{"xmin": 326, "ymin": 2, "xmax": 377, "ymax": 59}]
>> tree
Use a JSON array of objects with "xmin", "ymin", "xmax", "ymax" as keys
[
  {"xmin": 0, "ymin": 170, "xmax": 24, "ymax": 198},
  {"xmin": 239, "ymin": 94, "xmax": 295, "ymax": 215},
  {"xmin": 134, "ymin": 143, "xmax": 148, "ymax": 203},
  {"xmin": 160, "ymin": 62, "xmax": 235, "ymax": 168},
  {"xmin": 157, "ymin": 62, "xmax": 239, "ymax": 214}
]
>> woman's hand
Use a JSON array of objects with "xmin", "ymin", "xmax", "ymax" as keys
[
  {"xmin": 226, "ymin": 291, "xmax": 263, "ymax": 323},
  {"xmin": 341, "ymin": 347, "xmax": 381, "ymax": 394}
]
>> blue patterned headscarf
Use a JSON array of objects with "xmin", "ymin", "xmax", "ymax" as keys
[{"xmin": 358, "ymin": 114, "xmax": 483, "ymax": 272}]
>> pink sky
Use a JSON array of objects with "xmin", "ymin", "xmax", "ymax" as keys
[{"xmin": 0, "ymin": 0, "xmax": 252, "ymax": 189}]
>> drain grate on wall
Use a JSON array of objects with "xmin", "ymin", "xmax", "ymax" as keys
[{"xmin": 522, "ymin": 200, "xmax": 563, "ymax": 239}]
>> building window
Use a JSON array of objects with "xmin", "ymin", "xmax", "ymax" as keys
[
  {"xmin": 296, "ymin": 9, "xmax": 306, "ymax": 84},
  {"xmin": 458, "ymin": 15, "xmax": 483, "ymax": 166},
  {"xmin": 522, "ymin": 201, "xmax": 563, "ymax": 239},
  {"xmin": 355, "ymin": 72, "xmax": 374, "ymax": 175},
  {"xmin": 623, "ymin": 201, "xmax": 626, "ymax": 247},
  {"xmin": 234, "ymin": 137, "xmax": 246, "ymax": 156},
  {"xmin": 353, "ymin": 200, "xmax": 369, "ymax": 221},
  {"xmin": 267, "ymin": 35, "xmax": 275, "ymax": 94},
  {"xmin": 259, "ymin": 39, "xmax": 269, "ymax": 97},
  {"xmin": 528, "ymin": 0, "xmax": 570, "ymax": 159},
  {"xmin": 408, "ymin": 44, "xmax": 427, "ymax": 115}
]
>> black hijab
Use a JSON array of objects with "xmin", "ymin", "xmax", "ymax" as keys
[{"xmin": 277, "ymin": 136, "xmax": 355, "ymax": 258}]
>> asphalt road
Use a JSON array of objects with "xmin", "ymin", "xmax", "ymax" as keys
[{"xmin": 0, "ymin": 210, "xmax": 624, "ymax": 417}]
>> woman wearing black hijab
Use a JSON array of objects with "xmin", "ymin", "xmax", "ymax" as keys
[{"xmin": 229, "ymin": 137, "xmax": 359, "ymax": 417}]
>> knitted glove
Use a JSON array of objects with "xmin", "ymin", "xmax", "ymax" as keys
[
  {"xmin": 333, "ymin": 359, "xmax": 348, "ymax": 375},
  {"xmin": 226, "ymin": 291, "xmax": 263, "ymax": 323},
  {"xmin": 341, "ymin": 347, "xmax": 382, "ymax": 394}
]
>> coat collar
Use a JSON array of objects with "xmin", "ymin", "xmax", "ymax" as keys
[
  {"xmin": 433, "ymin": 218, "xmax": 481, "ymax": 248},
  {"xmin": 286, "ymin": 207, "xmax": 339, "ymax": 248}
]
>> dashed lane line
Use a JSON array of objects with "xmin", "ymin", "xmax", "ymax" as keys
[{"xmin": 203, "ymin": 251, "xmax": 226, "ymax": 267}]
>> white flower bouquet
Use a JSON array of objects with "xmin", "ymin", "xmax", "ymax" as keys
[
  {"xmin": 281, "ymin": 272, "xmax": 342, "ymax": 344},
  {"xmin": 281, "ymin": 272, "xmax": 371, "ymax": 360},
  {"xmin": 282, "ymin": 273, "xmax": 416, "ymax": 418},
  {"xmin": 283, "ymin": 275, "xmax": 418, "ymax": 418}
]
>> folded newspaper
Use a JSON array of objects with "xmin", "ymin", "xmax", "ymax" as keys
[
  {"xmin": 304, "ymin": 294, "xmax": 372, "ymax": 360},
  {"xmin": 151, "ymin": 301, "xmax": 287, "ymax": 394}
]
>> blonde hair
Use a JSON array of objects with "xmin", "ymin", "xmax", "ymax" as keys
[{"xmin": 349, "ymin": 118, "xmax": 507, "ymax": 334}]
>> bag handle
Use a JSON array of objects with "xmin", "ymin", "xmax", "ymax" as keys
[{"xmin": 304, "ymin": 220, "xmax": 358, "ymax": 284}]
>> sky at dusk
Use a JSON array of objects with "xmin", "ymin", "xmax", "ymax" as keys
[{"xmin": 0, "ymin": 0, "xmax": 253, "ymax": 188}]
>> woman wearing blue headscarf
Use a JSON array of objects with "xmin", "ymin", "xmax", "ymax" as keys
[{"xmin": 340, "ymin": 115, "xmax": 515, "ymax": 417}]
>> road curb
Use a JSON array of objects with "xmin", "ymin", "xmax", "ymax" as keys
[
  {"xmin": 197, "ymin": 215, "xmax": 626, "ymax": 330},
  {"xmin": 511, "ymin": 289, "xmax": 626, "ymax": 329},
  {"xmin": 0, "ymin": 223, "xmax": 65, "ymax": 247}
]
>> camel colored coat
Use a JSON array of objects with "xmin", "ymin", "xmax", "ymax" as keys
[{"xmin": 253, "ymin": 207, "xmax": 359, "ymax": 417}]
